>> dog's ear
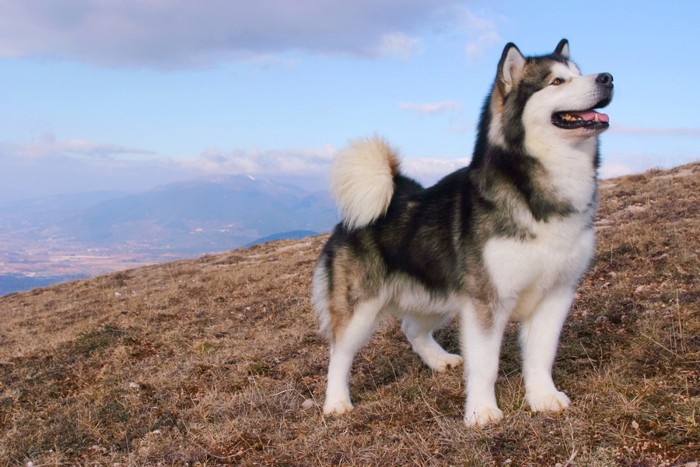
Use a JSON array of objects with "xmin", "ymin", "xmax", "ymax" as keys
[
  {"xmin": 498, "ymin": 43, "xmax": 526, "ymax": 95},
  {"xmin": 554, "ymin": 39, "xmax": 570, "ymax": 59}
]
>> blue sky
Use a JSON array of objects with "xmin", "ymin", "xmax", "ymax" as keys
[{"xmin": 1, "ymin": 0, "xmax": 699, "ymax": 202}]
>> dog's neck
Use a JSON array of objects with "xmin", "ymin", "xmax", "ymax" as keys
[{"xmin": 524, "ymin": 134, "xmax": 599, "ymax": 213}]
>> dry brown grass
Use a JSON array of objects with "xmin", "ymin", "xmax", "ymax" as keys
[{"xmin": 1, "ymin": 163, "xmax": 698, "ymax": 466}]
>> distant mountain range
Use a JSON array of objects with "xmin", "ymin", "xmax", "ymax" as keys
[
  {"xmin": 0, "ymin": 175, "xmax": 339, "ymax": 294},
  {"xmin": 70, "ymin": 175, "xmax": 338, "ymax": 251}
]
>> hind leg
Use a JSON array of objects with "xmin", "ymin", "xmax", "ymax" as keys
[
  {"xmin": 401, "ymin": 313, "xmax": 463, "ymax": 372},
  {"xmin": 324, "ymin": 298, "xmax": 384, "ymax": 415}
]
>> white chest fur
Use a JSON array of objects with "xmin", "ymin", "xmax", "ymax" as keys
[{"xmin": 482, "ymin": 213, "xmax": 594, "ymax": 320}]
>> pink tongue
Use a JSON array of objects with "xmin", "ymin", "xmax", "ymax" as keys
[{"xmin": 574, "ymin": 110, "xmax": 609, "ymax": 123}]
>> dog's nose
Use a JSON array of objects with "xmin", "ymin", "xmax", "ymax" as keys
[{"xmin": 596, "ymin": 73, "xmax": 613, "ymax": 87}]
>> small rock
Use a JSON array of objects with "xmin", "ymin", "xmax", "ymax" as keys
[
  {"xmin": 302, "ymin": 398, "xmax": 316, "ymax": 410},
  {"xmin": 128, "ymin": 382, "xmax": 140, "ymax": 390}
]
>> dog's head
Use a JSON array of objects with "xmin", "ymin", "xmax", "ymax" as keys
[{"xmin": 487, "ymin": 39, "xmax": 614, "ymax": 153}]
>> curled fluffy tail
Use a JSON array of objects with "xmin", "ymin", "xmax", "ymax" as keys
[{"xmin": 330, "ymin": 137, "xmax": 400, "ymax": 230}]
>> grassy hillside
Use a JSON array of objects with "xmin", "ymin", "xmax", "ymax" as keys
[{"xmin": 1, "ymin": 164, "xmax": 698, "ymax": 465}]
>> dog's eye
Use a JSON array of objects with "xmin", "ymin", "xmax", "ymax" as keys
[{"xmin": 550, "ymin": 78, "xmax": 564, "ymax": 86}]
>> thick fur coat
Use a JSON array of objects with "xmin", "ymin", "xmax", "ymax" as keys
[{"xmin": 312, "ymin": 39, "xmax": 613, "ymax": 426}]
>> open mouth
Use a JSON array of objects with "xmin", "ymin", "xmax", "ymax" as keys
[{"xmin": 552, "ymin": 97, "xmax": 611, "ymax": 130}]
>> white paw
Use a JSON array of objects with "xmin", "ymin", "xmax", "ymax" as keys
[
  {"xmin": 323, "ymin": 398, "xmax": 354, "ymax": 416},
  {"xmin": 428, "ymin": 352, "xmax": 464, "ymax": 372},
  {"xmin": 526, "ymin": 390, "xmax": 570, "ymax": 413},
  {"xmin": 464, "ymin": 404, "xmax": 504, "ymax": 427}
]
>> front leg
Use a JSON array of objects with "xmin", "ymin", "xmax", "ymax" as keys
[
  {"xmin": 461, "ymin": 300, "xmax": 510, "ymax": 427},
  {"xmin": 519, "ymin": 286, "xmax": 574, "ymax": 413}
]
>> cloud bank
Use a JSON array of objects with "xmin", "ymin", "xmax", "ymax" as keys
[
  {"xmin": 180, "ymin": 146, "xmax": 337, "ymax": 177},
  {"xmin": 399, "ymin": 100, "xmax": 463, "ymax": 116},
  {"xmin": 3, "ymin": 133, "xmax": 695, "ymax": 201},
  {"xmin": 1, "ymin": 132, "xmax": 155, "ymax": 160},
  {"xmin": 1, "ymin": 133, "xmax": 471, "ymax": 201},
  {"xmin": 460, "ymin": 8, "xmax": 504, "ymax": 60},
  {"xmin": 0, "ymin": 0, "xmax": 463, "ymax": 68}
]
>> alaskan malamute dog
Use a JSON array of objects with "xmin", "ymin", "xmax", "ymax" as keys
[{"xmin": 312, "ymin": 39, "xmax": 613, "ymax": 426}]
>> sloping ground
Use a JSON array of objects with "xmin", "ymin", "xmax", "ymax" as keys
[{"xmin": 0, "ymin": 163, "xmax": 698, "ymax": 465}]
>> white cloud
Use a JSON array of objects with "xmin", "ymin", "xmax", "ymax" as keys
[
  {"xmin": 399, "ymin": 100, "xmax": 463, "ymax": 116},
  {"xmin": 2, "ymin": 132, "xmax": 338, "ymax": 178},
  {"xmin": 9, "ymin": 132, "xmax": 693, "ymax": 203},
  {"xmin": 0, "ymin": 131, "xmax": 474, "ymax": 199},
  {"xmin": 0, "ymin": 132, "xmax": 155, "ymax": 160},
  {"xmin": 179, "ymin": 146, "xmax": 337, "ymax": 176},
  {"xmin": 374, "ymin": 32, "xmax": 420, "ymax": 60},
  {"xmin": 0, "ymin": 135, "xmax": 183, "ymax": 201},
  {"xmin": 402, "ymin": 156, "xmax": 470, "ymax": 185},
  {"xmin": 459, "ymin": 9, "xmax": 504, "ymax": 60},
  {"xmin": 182, "ymin": 146, "xmax": 473, "ymax": 187},
  {"xmin": 0, "ymin": 0, "xmax": 460, "ymax": 68}
]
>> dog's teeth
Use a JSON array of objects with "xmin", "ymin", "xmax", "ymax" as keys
[{"xmin": 594, "ymin": 114, "xmax": 599, "ymax": 122}]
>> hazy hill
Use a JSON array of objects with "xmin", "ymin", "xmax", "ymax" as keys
[
  {"xmin": 0, "ymin": 176, "xmax": 337, "ymax": 294},
  {"xmin": 0, "ymin": 164, "xmax": 698, "ymax": 465},
  {"xmin": 0, "ymin": 175, "xmax": 336, "ymax": 250},
  {"xmin": 0, "ymin": 191, "xmax": 127, "ymax": 222},
  {"xmin": 72, "ymin": 176, "xmax": 337, "ymax": 250}
]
